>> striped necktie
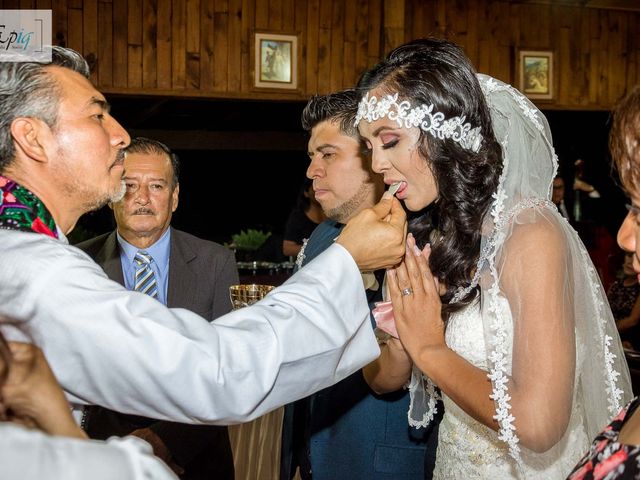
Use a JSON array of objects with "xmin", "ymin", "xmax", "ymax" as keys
[{"xmin": 134, "ymin": 250, "xmax": 158, "ymax": 299}]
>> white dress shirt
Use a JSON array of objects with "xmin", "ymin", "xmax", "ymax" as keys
[
  {"xmin": 0, "ymin": 423, "xmax": 177, "ymax": 480},
  {"xmin": 0, "ymin": 229, "xmax": 378, "ymax": 424}
]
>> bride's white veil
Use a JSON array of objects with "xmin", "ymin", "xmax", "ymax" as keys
[{"xmin": 409, "ymin": 74, "xmax": 633, "ymax": 463}]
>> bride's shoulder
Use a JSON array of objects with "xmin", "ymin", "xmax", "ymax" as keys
[{"xmin": 506, "ymin": 210, "xmax": 565, "ymax": 253}]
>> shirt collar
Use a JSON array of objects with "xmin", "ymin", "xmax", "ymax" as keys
[{"xmin": 116, "ymin": 227, "xmax": 171, "ymax": 271}]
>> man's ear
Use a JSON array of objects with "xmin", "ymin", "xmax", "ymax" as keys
[
  {"xmin": 171, "ymin": 183, "xmax": 179, "ymax": 212},
  {"xmin": 10, "ymin": 117, "xmax": 50, "ymax": 163}
]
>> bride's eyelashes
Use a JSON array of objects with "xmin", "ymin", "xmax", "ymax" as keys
[{"xmin": 382, "ymin": 138, "xmax": 399, "ymax": 150}]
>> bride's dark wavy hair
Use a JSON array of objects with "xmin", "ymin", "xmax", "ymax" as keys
[{"xmin": 358, "ymin": 38, "xmax": 503, "ymax": 315}]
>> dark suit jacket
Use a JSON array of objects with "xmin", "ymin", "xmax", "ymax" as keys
[{"xmin": 76, "ymin": 228, "xmax": 239, "ymax": 480}]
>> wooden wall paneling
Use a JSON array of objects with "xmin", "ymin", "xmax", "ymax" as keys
[
  {"xmin": 267, "ymin": 0, "xmax": 282, "ymax": 30},
  {"xmin": 578, "ymin": 8, "xmax": 593, "ymax": 105},
  {"xmin": 281, "ymin": 0, "xmax": 294, "ymax": 31},
  {"xmin": 239, "ymin": 0, "xmax": 253, "ymax": 92},
  {"xmin": 127, "ymin": 0, "xmax": 142, "ymax": 88},
  {"xmin": 212, "ymin": 0, "xmax": 228, "ymax": 91},
  {"xmin": 558, "ymin": 24, "xmax": 573, "ymax": 106},
  {"xmin": 342, "ymin": 0, "xmax": 357, "ymax": 87},
  {"xmin": 434, "ymin": 0, "xmax": 447, "ymax": 39},
  {"xmin": 596, "ymin": 10, "xmax": 610, "ymax": 105},
  {"xmin": 354, "ymin": 0, "xmax": 369, "ymax": 83},
  {"xmin": 254, "ymin": 0, "xmax": 267, "ymax": 28},
  {"xmin": 383, "ymin": 0, "xmax": 404, "ymax": 55},
  {"xmin": 465, "ymin": 0, "xmax": 481, "ymax": 68},
  {"xmin": 446, "ymin": 0, "xmax": 469, "ymax": 47},
  {"xmin": 404, "ymin": 0, "xmax": 420, "ymax": 41},
  {"xmin": 186, "ymin": 0, "xmax": 201, "ymax": 89},
  {"xmin": 519, "ymin": 3, "xmax": 549, "ymax": 48},
  {"xmin": 608, "ymin": 12, "xmax": 627, "ymax": 105},
  {"xmin": 53, "ymin": 0, "xmax": 68, "ymax": 48},
  {"xmin": 294, "ymin": 0, "xmax": 307, "ymax": 92},
  {"xmin": 587, "ymin": 8, "xmax": 601, "ymax": 104},
  {"xmin": 536, "ymin": 2, "xmax": 552, "ymax": 48},
  {"xmin": 329, "ymin": 0, "xmax": 344, "ymax": 92},
  {"xmin": 487, "ymin": 2, "xmax": 511, "ymax": 83},
  {"xmin": 98, "ymin": 0, "xmax": 113, "ymax": 87},
  {"xmin": 42, "ymin": 0, "xmax": 640, "ymax": 108},
  {"xmin": 624, "ymin": 12, "xmax": 637, "ymax": 93},
  {"xmin": 316, "ymin": 0, "xmax": 331, "ymax": 93},
  {"xmin": 477, "ymin": 39, "xmax": 492, "ymax": 77},
  {"xmin": 367, "ymin": 0, "xmax": 381, "ymax": 62},
  {"xmin": 0, "ymin": 0, "xmax": 21, "ymax": 8},
  {"xmin": 636, "ymin": 13, "xmax": 640, "ymax": 90},
  {"xmin": 142, "ymin": 0, "xmax": 158, "ymax": 88},
  {"xmin": 171, "ymin": 0, "xmax": 186, "ymax": 89},
  {"xmin": 113, "ymin": 0, "xmax": 127, "ymax": 88},
  {"xmin": 19, "ymin": 0, "xmax": 34, "ymax": 8},
  {"xmin": 404, "ymin": 0, "xmax": 427, "ymax": 40},
  {"xmin": 227, "ymin": 0, "xmax": 241, "ymax": 91},
  {"xmin": 574, "ymin": 8, "xmax": 591, "ymax": 106},
  {"xmin": 200, "ymin": 0, "xmax": 215, "ymax": 90},
  {"xmin": 157, "ymin": 0, "xmax": 171, "ymax": 89},
  {"xmin": 304, "ymin": 0, "xmax": 319, "ymax": 93},
  {"xmin": 36, "ymin": 0, "xmax": 51, "ymax": 9},
  {"xmin": 474, "ymin": 2, "xmax": 492, "ymax": 74},
  {"xmin": 549, "ymin": 6, "xmax": 581, "ymax": 105},
  {"xmin": 630, "ymin": 13, "xmax": 640, "ymax": 92},
  {"xmin": 83, "ymin": 0, "xmax": 98, "ymax": 83},
  {"xmin": 67, "ymin": 6, "xmax": 83, "ymax": 54}
]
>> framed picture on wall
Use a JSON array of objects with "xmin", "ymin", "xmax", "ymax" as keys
[
  {"xmin": 254, "ymin": 33, "xmax": 298, "ymax": 90},
  {"xmin": 518, "ymin": 50, "xmax": 554, "ymax": 100}
]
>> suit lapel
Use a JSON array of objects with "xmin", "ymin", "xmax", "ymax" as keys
[
  {"xmin": 167, "ymin": 230, "xmax": 197, "ymax": 309},
  {"xmin": 97, "ymin": 231, "xmax": 125, "ymax": 286}
]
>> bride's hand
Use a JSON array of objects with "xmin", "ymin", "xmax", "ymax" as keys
[{"xmin": 387, "ymin": 233, "xmax": 446, "ymax": 359}]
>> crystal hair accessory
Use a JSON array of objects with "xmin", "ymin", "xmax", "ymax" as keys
[{"xmin": 355, "ymin": 92, "xmax": 483, "ymax": 153}]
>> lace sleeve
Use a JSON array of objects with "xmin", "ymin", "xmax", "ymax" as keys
[{"xmin": 485, "ymin": 209, "xmax": 575, "ymax": 454}]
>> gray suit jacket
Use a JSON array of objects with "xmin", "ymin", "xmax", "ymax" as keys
[
  {"xmin": 78, "ymin": 227, "xmax": 238, "ymax": 320},
  {"xmin": 76, "ymin": 227, "xmax": 239, "ymax": 478}
]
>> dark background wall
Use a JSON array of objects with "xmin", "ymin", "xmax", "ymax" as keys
[{"xmin": 72, "ymin": 103, "xmax": 627, "ymax": 250}]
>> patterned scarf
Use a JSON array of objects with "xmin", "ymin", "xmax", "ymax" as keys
[{"xmin": 0, "ymin": 175, "xmax": 58, "ymax": 239}]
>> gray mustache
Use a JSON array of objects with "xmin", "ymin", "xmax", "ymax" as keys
[{"xmin": 133, "ymin": 208, "xmax": 155, "ymax": 215}]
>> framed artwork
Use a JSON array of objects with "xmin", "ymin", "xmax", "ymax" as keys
[
  {"xmin": 254, "ymin": 33, "xmax": 298, "ymax": 90},
  {"xmin": 518, "ymin": 50, "xmax": 554, "ymax": 100}
]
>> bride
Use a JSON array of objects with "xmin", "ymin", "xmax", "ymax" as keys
[{"xmin": 357, "ymin": 38, "xmax": 632, "ymax": 478}]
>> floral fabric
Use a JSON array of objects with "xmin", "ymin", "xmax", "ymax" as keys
[
  {"xmin": 568, "ymin": 396, "xmax": 640, "ymax": 479},
  {"xmin": 0, "ymin": 175, "xmax": 57, "ymax": 238}
]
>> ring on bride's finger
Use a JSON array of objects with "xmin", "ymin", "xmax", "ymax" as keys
[{"xmin": 401, "ymin": 287, "xmax": 413, "ymax": 297}]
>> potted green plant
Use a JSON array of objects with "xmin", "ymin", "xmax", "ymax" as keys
[{"xmin": 229, "ymin": 229, "xmax": 272, "ymax": 262}]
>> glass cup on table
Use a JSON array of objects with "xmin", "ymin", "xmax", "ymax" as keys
[{"xmin": 229, "ymin": 284, "xmax": 275, "ymax": 310}]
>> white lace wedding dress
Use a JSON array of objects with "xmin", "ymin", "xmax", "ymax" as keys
[{"xmin": 432, "ymin": 299, "xmax": 589, "ymax": 479}]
